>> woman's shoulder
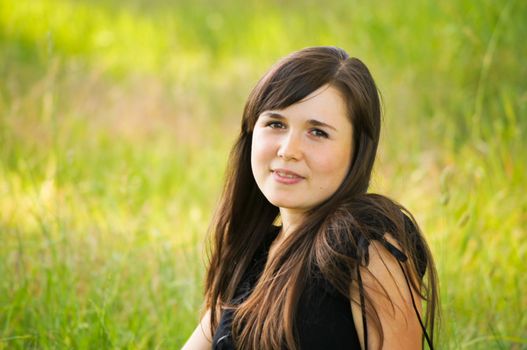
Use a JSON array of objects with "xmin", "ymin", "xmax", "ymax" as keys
[
  {"xmin": 327, "ymin": 193, "xmax": 420, "ymax": 238},
  {"xmin": 323, "ymin": 194, "xmax": 427, "ymax": 277}
]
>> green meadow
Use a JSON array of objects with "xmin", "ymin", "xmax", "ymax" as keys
[{"xmin": 1, "ymin": 0, "xmax": 525, "ymax": 348}]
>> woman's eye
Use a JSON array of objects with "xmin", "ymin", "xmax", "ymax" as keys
[
  {"xmin": 266, "ymin": 121, "xmax": 285, "ymax": 129},
  {"xmin": 310, "ymin": 128, "xmax": 329, "ymax": 138}
]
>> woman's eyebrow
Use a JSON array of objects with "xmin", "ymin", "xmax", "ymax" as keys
[
  {"xmin": 307, "ymin": 119, "xmax": 337, "ymax": 132},
  {"xmin": 260, "ymin": 111, "xmax": 284, "ymax": 119},
  {"xmin": 260, "ymin": 112, "xmax": 337, "ymax": 132}
]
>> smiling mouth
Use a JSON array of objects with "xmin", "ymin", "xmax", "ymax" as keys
[
  {"xmin": 272, "ymin": 169, "xmax": 304, "ymax": 179},
  {"xmin": 271, "ymin": 169, "xmax": 305, "ymax": 185}
]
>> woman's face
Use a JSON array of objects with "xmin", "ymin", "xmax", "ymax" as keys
[{"xmin": 251, "ymin": 84, "xmax": 353, "ymax": 214}]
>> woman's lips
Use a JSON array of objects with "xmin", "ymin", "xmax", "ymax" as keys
[{"xmin": 272, "ymin": 169, "xmax": 304, "ymax": 185}]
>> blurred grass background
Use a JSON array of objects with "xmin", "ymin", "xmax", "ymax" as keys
[{"xmin": 0, "ymin": 0, "xmax": 525, "ymax": 348}]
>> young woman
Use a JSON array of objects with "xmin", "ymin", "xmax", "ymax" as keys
[{"xmin": 183, "ymin": 46, "xmax": 439, "ymax": 350}]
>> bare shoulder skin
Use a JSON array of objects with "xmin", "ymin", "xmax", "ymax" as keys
[
  {"xmin": 351, "ymin": 234, "xmax": 423, "ymax": 350},
  {"xmin": 181, "ymin": 309, "xmax": 212, "ymax": 350}
]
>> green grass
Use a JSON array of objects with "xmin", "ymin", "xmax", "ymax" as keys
[{"xmin": 1, "ymin": 0, "xmax": 526, "ymax": 348}]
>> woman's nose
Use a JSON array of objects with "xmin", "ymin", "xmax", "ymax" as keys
[{"xmin": 277, "ymin": 132, "xmax": 302, "ymax": 161}]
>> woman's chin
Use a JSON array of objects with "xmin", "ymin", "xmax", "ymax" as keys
[{"xmin": 267, "ymin": 198, "xmax": 309, "ymax": 212}]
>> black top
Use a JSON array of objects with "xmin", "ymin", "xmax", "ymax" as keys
[
  {"xmin": 212, "ymin": 226, "xmax": 361, "ymax": 350},
  {"xmin": 211, "ymin": 219, "xmax": 427, "ymax": 350}
]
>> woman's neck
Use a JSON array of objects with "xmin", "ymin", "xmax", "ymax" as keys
[
  {"xmin": 267, "ymin": 208, "xmax": 307, "ymax": 262},
  {"xmin": 278, "ymin": 208, "xmax": 306, "ymax": 238}
]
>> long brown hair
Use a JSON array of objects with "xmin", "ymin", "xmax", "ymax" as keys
[{"xmin": 205, "ymin": 46, "xmax": 438, "ymax": 349}]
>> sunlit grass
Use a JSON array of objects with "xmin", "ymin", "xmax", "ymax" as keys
[{"xmin": 1, "ymin": 0, "xmax": 526, "ymax": 348}]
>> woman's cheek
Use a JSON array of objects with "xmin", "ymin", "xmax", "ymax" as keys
[
  {"xmin": 254, "ymin": 133, "xmax": 274, "ymax": 158},
  {"xmin": 251, "ymin": 132, "xmax": 272, "ymax": 172},
  {"xmin": 316, "ymin": 147, "xmax": 349, "ymax": 175}
]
